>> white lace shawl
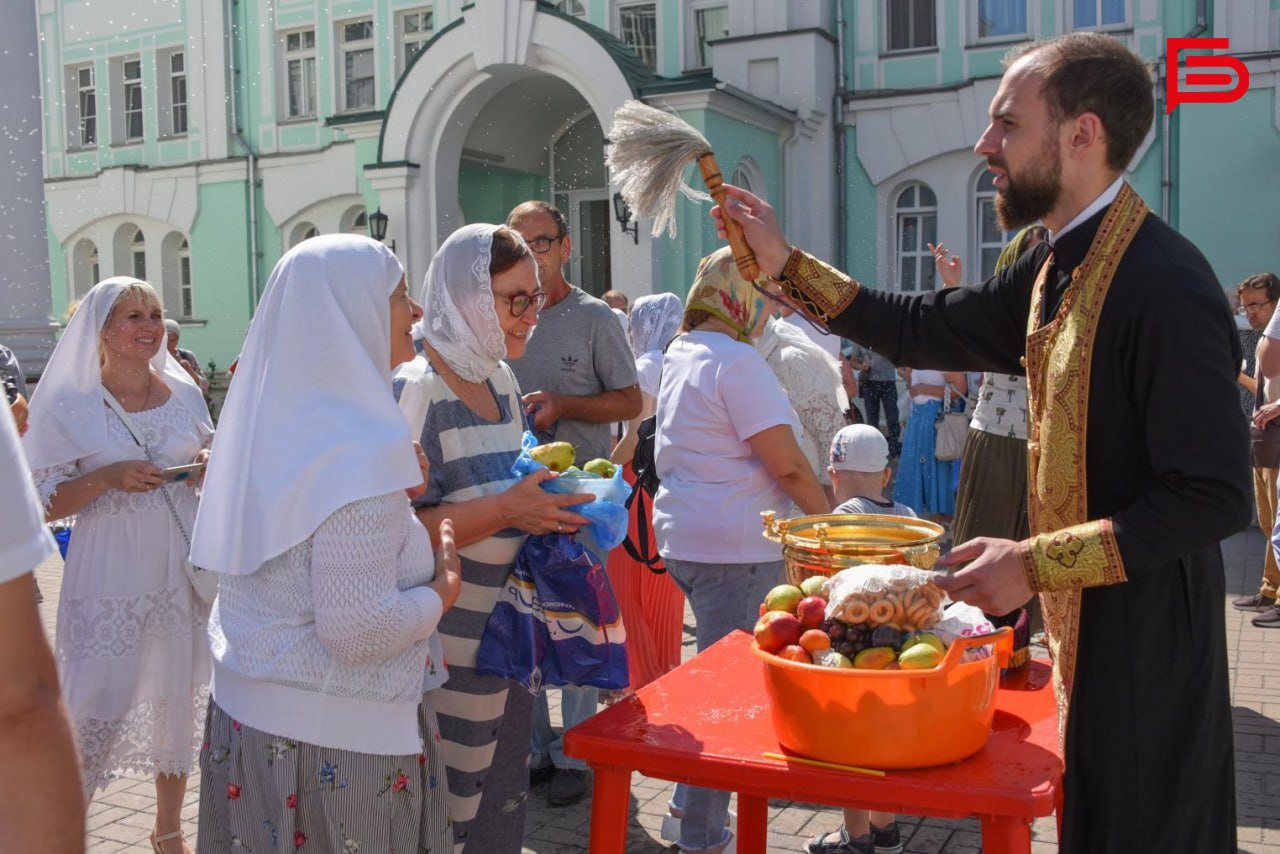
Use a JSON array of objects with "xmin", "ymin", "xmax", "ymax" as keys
[
  {"xmin": 416, "ymin": 224, "xmax": 511, "ymax": 383},
  {"xmin": 628, "ymin": 292, "xmax": 684, "ymax": 359}
]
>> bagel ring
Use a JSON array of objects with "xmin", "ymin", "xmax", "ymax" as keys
[
  {"xmin": 845, "ymin": 600, "xmax": 871, "ymax": 625},
  {"xmin": 887, "ymin": 592, "xmax": 905, "ymax": 623},
  {"xmin": 907, "ymin": 600, "xmax": 934, "ymax": 629},
  {"xmin": 903, "ymin": 587, "xmax": 921, "ymax": 611},
  {"xmin": 869, "ymin": 599, "xmax": 896, "ymax": 625}
]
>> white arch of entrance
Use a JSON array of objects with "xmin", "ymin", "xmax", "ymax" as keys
[{"xmin": 371, "ymin": 0, "xmax": 651, "ymax": 297}]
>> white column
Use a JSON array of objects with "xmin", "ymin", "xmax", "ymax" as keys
[{"xmin": 0, "ymin": 0, "xmax": 59, "ymax": 376}]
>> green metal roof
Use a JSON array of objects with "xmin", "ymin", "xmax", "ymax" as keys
[{"xmin": 534, "ymin": 1, "xmax": 657, "ymax": 96}]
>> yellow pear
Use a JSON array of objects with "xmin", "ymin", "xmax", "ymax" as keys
[
  {"xmin": 582, "ymin": 458, "xmax": 617, "ymax": 478},
  {"xmin": 529, "ymin": 441, "xmax": 576, "ymax": 472}
]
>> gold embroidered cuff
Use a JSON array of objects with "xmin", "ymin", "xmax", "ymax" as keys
[
  {"xmin": 775, "ymin": 248, "xmax": 861, "ymax": 324},
  {"xmin": 1022, "ymin": 519, "xmax": 1127, "ymax": 592}
]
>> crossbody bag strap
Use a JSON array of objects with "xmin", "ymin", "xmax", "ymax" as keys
[{"xmin": 101, "ymin": 387, "xmax": 192, "ymax": 549}]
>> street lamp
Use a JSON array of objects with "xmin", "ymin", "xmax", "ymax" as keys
[
  {"xmin": 368, "ymin": 207, "xmax": 396, "ymax": 253},
  {"xmin": 612, "ymin": 192, "xmax": 638, "ymax": 244}
]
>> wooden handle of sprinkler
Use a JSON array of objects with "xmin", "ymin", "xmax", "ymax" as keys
[{"xmin": 698, "ymin": 152, "xmax": 760, "ymax": 282}]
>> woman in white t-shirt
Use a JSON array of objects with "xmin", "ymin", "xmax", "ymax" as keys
[
  {"xmin": 189, "ymin": 235, "xmax": 461, "ymax": 854},
  {"xmin": 652, "ymin": 248, "xmax": 829, "ymax": 854}
]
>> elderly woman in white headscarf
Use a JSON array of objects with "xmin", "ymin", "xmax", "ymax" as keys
[
  {"xmin": 756, "ymin": 308, "xmax": 849, "ymax": 505},
  {"xmin": 393, "ymin": 223, "xmax": 589, "ymax": 853},
  {"xmin": 190, "ymin": 235, "xmax": 460, "ymax": 854},
  {"xmin": 24, "ymin": 277, "xmax": 213, "ymax": 853},
  {"xmin": 603, "ymin": 292, "xmax": 686, "ymax": 696}
]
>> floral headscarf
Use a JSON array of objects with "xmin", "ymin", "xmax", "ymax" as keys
[
  {"xmin": 684, "ymin": 246, "xmax": 770, "ymax": 344},
  {"xmin": 628, "ymin": 292, "xmax": 683, "ymax": 358}
]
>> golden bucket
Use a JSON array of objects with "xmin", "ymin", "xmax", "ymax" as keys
[{"xmin": 761, "ymin": 512, "xmax": 946, "ymax": 587}]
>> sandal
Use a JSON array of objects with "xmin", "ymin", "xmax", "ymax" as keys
[
  {"xmin": 805, "ymin": 826, "xmax": 872, "ymax": 854},
  {"xmin": 151, "ymin": 829, "xmax": 187, "ymax": 854}
]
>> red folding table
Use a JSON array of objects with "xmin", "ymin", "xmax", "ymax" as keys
[{"xmin": 564, "ymin": 630, "xmax": 1062, "ymax": 853}]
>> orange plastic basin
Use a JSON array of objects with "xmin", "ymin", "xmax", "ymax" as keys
[{"xmin": 753, "ymin": 627, "xmax": 1013, "ymax": 770}]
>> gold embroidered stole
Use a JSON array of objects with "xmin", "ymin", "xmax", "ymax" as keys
[{"xmin": 1023, "ymin": 183, "xmax": 1149, "ymax": 743}]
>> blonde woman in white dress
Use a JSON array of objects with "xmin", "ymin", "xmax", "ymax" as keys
[{"xmin": 25, "ymin": 277, "xmax": 213, "ymax": 854}]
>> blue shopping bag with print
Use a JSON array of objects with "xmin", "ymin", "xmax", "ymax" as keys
[{"xmin": 476, "ymin": 533, "xmax": 628, "ymax": 693}]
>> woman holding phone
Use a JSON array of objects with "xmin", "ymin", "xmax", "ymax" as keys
[{"xmin": 24, "ymin": 277, "xmax": 213, "ymax": 853}]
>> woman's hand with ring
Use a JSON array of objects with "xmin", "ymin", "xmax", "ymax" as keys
[
  {"xmin": 105, "ymin": 460, "xmax": 164, "ymax": 493},
  {"xmin": 501, "ymin": 469, "xmax": 591, "ymax": 535}
]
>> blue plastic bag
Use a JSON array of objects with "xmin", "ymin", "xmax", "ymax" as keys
[
  {"xmin": 510, "ymin": 431, "xmax": 632, "ymax": 554},
  {"xmin": 475, "ymin": 533, "xmax": 629, "ymax": 693}
]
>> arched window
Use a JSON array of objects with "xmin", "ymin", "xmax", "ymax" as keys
[
  {"xmin": 974, "ymin": 171, "xmax": 1012, "ymax": 280},
  {"xmin": 178, "ymin": 239, "xmax": 193, "ymax": 318},
  {"xmin": 894, "ymin": 184, "xmax": 937, "ymax": 292},
  {"xmin": 290, "ymin": 223, "xmax": 319, "ymax": 247},
  {"xmin": 72, "ymin": 238, "xmax": 99, "ymax": 297},
  {"xmin": 130, "ymin": 228, "xmax": 146, "ymax": 280},
  {"xmin": 340, "ymin": 205, "xmax": 368, "ymax": 235}
]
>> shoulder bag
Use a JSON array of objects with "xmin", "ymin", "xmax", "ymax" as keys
[
  {"xmin": 102, "ymin": 388, "xmax": 219, "ymax": 604},
  {"xmin": 933, "ymin": 382, "xmax": 970, "ymax": 463}
]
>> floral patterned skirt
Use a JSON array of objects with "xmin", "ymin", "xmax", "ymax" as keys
[{"xmin": 197, "ymin": 696, "xmax": 452, "ymax": 853}]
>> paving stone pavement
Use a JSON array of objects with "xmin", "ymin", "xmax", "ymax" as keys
[{"xmin": 36, "ymin": 527, "xmax": 1280, "ymax": 853}]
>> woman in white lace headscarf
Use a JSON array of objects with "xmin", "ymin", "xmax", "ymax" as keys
[
  {"xmin": 757, "ymin": 308, "xmax": 848, "ymax": 504},
  {"xmin": 25, "ymin": 277, "xmax": 213, "ymax": 853},
  {"xmin": 191, "ymin": 235, "xmax": 460, "ymax": 854},
  {"xmin": 393, "ymin": 224, "xmax": 588, "ymax": 853}
]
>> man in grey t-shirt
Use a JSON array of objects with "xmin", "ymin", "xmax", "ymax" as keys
[{"xmin": 506, "ymin": 201, "xmax": 640, "ymax": 808}]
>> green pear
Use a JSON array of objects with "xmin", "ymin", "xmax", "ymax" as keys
[
  {"xmin": 529, "ymin": 441, "xmax": 576, "ymax": 472},
  {"xmin": 583, "ymin": 458, "xmax": 617, "ymax": 478},
  {"xmin": 799, "ymin": 575, "xmax": 828, "ymax": 600},
  {"xmin": 898, "ymin": 643, "xmax": 943, "ymax": 670}
]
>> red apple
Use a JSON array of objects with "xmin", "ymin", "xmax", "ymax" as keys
[
  {"xmin": 778, "ymin": 644, "xmax": 811, "ymax": 663},
  {"xmin": 754, "ymin": 611, "xmax": 803, "ymax": 654},
  {"xmin": 795, "ymin": 596, "xmax": 827, "ymax": 630}
]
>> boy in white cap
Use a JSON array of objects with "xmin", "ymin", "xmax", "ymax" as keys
[
  {"xmin": 807, "ymin": 424, "xmax": 910, "ymax": 854},
  {"xmin": 829, "ymin": 424, "xmax": 916, "ymax": 518}
]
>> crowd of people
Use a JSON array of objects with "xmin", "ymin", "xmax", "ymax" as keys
[{"xmin": 0, "ymin": 29, "xmax": 1266, "ymax": 854}]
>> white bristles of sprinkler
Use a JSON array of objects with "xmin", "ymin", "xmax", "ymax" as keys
[{"xmin": 605, "ymin": 100, "xmax": 713, "ymax": 239}]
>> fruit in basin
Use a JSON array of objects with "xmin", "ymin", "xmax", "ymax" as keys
[
  {"xmin": 778, "ymin": 645, "xmax": 811, "ymax": 663},
  {"xmin": 898, "ymin": 642, "xmax": 943, "ymax": 670},
  {"xmin": 852, "ymin": 647, "xmax": 897, "ymax": 670},
  {"xmin": 799, "ymin": 575, "xmax": 828, "ymax": 599},
  {"xmin": 754, "ymin": 611, "xmax": 802, "ymax": 654},
  {"xmin": 799, "ymin": 629, "xmax": 831, "ymax": 653},
  {"xmin": 795, "ymin": 596, "xmax": 826, "ymax": 630},
  {"xmin": 901, "ymin": 632, "xmax": 946, "ymax": 656},
  {"xmin": 583, "ymin": 458, "xmax": 617, "ymax": 478},
  {"xmin": 812, "ymin": 650, "xmax": 854, "ymax": 668},
  {"xmin": 530, "ymin": 441, "xmax": 576, "ymax": 472},
  {"xmin": 764, "ymin": 584, "xmax": 804, "ymax": 614}
]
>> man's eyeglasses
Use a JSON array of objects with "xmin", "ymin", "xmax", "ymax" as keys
[
  {"xmin": 504, "ymin": 290, "xmax": 548, "ymax": 318},
  {"xmin": 1239, "ymin": 299, "xmax": 1274, "ymax": 316},
  {"xmin": 526, "ymin": 234, "xmax": 563, "ymax": 254}
]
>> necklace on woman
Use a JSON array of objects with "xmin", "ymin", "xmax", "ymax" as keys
[{"xmin": 105, "ymin": 368, "xmax": 154, "ymax": 412}]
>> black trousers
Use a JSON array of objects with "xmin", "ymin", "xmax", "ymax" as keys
[{"xmin": 861, "ymin": 380, "xmax": 900, "ymax": 453}]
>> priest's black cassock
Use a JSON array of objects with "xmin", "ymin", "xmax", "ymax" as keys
[{"xmin": 774, "ymin": 185, "xmax": 1248, "ymax": 854}]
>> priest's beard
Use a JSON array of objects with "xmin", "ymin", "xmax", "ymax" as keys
[{"xmin": 993, "ymin": 137, "xmax": 1063, "ymax": 231}]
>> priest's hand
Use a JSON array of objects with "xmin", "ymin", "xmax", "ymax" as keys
[
  {"xmin": 711, "ymin": 184, "xmax": 793, "ymax": 280},
  {"xmin": 934, "ymin": 537, "xmax": 1035, "ymax": 616}
]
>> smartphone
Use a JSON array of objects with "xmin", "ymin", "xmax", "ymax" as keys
[{"xmin": 160, "ymin": 462, "xmax": 206, "ymax": 483}]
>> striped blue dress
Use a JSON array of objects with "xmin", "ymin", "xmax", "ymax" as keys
[{"xmin": 395, "ymin": 355, "xmax": 532, "ymax": 853}]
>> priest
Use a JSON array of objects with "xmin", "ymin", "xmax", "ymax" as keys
[{"xmin": 717, "ymin": 32, "xmax": 1248, "ymax": 854}]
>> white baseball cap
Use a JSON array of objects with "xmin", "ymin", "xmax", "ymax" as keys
[{"xmin": 829, "ymin": 424, "xmax": 889, "ymax": 473}]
